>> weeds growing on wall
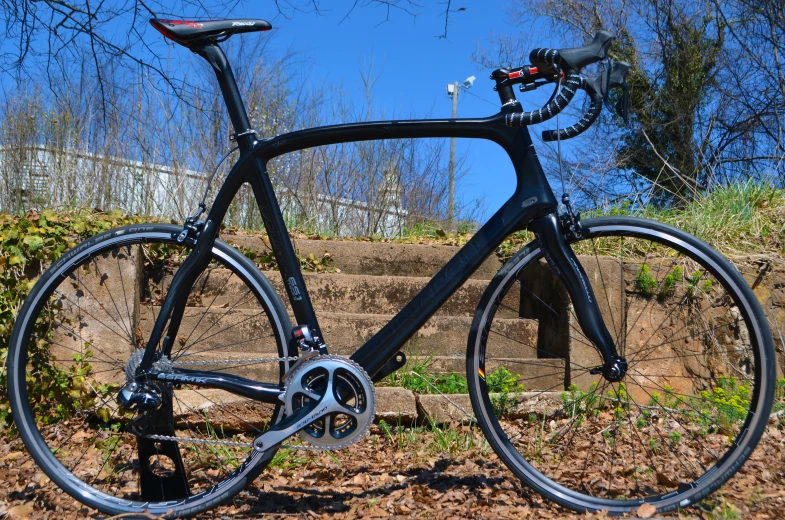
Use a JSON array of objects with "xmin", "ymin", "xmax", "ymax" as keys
[{"xmin": 0, "ymin": 209, "xmax": 146, "ymax": 427}]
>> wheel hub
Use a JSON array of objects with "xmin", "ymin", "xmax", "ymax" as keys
[
  {"xmin": 283, "ymin": 355, "xmax": 375, "ymax": 449},
  {"xmin": 589, "ymin": 356, "xmax": 628, "ymax": 382}
]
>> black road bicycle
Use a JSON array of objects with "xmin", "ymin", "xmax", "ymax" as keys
[{"xmin": 7, "ymin": 17, "xmax": 776, "ymax": 518}]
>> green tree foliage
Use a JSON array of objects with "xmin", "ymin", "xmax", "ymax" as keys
[
  {"xmin": 616, "ymin": 9, "xmax": 724, "ymax": 205},
  {"xmin": 482, "ymin": 0, "xmax": 784, "ymax": 207}
]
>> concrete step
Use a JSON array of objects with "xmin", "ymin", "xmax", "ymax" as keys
[
  {"xmin": 417, "ymin": 391, "xmax": 563, "ymax": 424},
  {"xmin": 224, "ymin": 235, "xmax": 503, "ymax": 279},
  {"xmin": 172, "ymin": 386, "xmax": 422, "ymax": 430},
  {"xmin": 152, "ymin": 269, "xmax": 502, "ymax": 317},
  {"xmin": 171, "ymin": 388, "xmax": 564, "ymax": 430},
  {"xmin": 139, "ymin": 308, "xmax": 544, "ymax": 360},
  {"xmin": 273, "ymin": 273, "xmax": 488, "ymax": 316}
]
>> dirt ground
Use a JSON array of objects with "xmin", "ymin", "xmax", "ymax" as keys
[{"xmin": 0, "ymin": 417, "xmax": 783, "ymax": 520}]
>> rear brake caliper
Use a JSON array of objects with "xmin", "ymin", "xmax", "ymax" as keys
[{"xmin": 175, "ymin": 203, "xmax": 206, "ymax": 245}]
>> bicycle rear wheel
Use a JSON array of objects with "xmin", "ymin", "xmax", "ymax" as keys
[
  {"xmin": 8, "ymin": 224, "xmax": 292, "ymax": 518},
  {"xmin": 467, "ymin": 216, "xmax": 775, "ymax": 514}
]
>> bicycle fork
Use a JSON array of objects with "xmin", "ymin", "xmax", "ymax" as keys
[{"xmin": 528, "ymin": 213, "xmax": 628, "ymax": 382}]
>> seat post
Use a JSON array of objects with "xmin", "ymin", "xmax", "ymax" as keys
[{"xmin": 192, "ymin": 42, "xmax": 256, "ymax": 152}]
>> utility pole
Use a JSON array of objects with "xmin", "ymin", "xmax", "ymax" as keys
[
  {"xmin": 445, "ymin": 76, "xmax": 474, "ymax": 232},
  {"xmin": 448, "ymin": 81, "xmax": 458, "ymax": 231}
]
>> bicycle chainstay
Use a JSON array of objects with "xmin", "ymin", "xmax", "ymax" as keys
[
  {"xmin": 139, "ymin": 355, "xmax": 331, "ymax": 451},
  {"xmin": 139, "ymin": 355, "xmax": 372, "ymax": 452}
]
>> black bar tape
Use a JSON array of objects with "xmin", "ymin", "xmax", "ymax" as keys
[
  {"xmin": 504, "ymin": 69, "xmax": 582, "ymax": 127},
  {"xmin": 529, "ymin": 47, "xmax": 563, "ymax": 70},
  {"xmin": 542, "ymin": 87, "xmax": 603, "ymax": 141}
]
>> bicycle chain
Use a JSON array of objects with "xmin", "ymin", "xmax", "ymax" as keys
[
  {"xmin": 170, "ymin": 356, "xmax": 300, "ymax": 367},
  {"xmin": 142, "ymin": 433, "xmax": 330, "ymax": 451},
  {"xmin": 144, "ymin": 354, "xmax": 334, "ymax": 451}
]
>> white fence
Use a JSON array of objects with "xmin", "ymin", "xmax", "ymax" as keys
[{"xmin": 0, "ymin": 146, "xmax": 408, "ymax": 236}]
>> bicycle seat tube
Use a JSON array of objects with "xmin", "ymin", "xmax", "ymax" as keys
[{"xmin": 140, "ymin": 42, "xmax": 261, "ymax": 369}]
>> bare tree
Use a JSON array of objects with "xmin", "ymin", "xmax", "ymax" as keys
[
  {"xmin": 0, "ymin": 38, "xmax": 473, "ymax": 236},
  {"xmin": 0, "ymin": 0, "xmax": 448, "ymax": 109}
]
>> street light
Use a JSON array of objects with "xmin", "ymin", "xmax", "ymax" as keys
[{"xmin": 445, "ymin": 75, "xmax": 475, "ymax": 230}]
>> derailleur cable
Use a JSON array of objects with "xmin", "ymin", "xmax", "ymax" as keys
[
  {"xmin": 554, "ymin": 66, "xmax": 583, "ymax": 239},
  {"xmin": 176, "ymin": 145, "xmax": 239, "ymax": 245}
]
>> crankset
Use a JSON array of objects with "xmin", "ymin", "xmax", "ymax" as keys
[{"xmin": 253, "ymin": 355, "xmax": 375, "ymax": 452}]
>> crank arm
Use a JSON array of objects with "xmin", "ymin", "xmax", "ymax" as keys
[{"xmin": 252, "ymin": 380, "xmax": 349, "ymax": 452}]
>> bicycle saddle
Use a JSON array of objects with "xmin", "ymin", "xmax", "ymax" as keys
[{"xmin": 150, "ymin": 18, "xmax": 272, "ymax": 46}]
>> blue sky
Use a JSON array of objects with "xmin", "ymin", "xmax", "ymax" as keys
[
  {"xmin": 227, "ymin": 1, "xmax": 532, "ymax": 217},
  {"xmin": 3, "ymin": 1, "xmax": 572, "ymax": 219}
]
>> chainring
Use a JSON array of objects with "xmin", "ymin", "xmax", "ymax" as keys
[{"xmin": 283, "ymin": 355, "xmax": 376, "ymax": 450}]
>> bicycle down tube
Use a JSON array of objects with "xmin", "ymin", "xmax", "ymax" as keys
[{"xmin": 139, "ymin": 43, "xmax": 622, "ymax": 395}]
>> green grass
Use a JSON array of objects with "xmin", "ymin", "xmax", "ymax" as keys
[
  {"xmin": 234, "ymin": 182, "xmax": 785, "ymax": 259},
  {"xmin": 224, "ymin": 181, "xmax": 784, "ymax": 265},
  {"xmin": 594, "ymin": 180, "xmax": 785, "ymax": 257},
  {"xmin": 376, "ymin": 417, "xmax": 491, "ymax": 457},
  {"xmin": 379, "ymin": 356, "xmax": 524, "ymax": 395},
  {"xmin": 772, "ymin": 378, "xmax": 785, "ymax": 428},
  {"xmin": 497, "ymin": 181, "xmax": 785, "ymax": 262},
  {"xmin": 269, "ymin": 445, "xmax": 312, "ymax": 471},
  {"xmin": 378, "ymin": 355, "xmax": 468, "ymax": 394},
  {"xmin": 558, "ymin": 376, "xmax": 754, "ymax": 447},
  {"xmin": 698, "ymin": 496, "xmax": 742, "ymax": 520},
  {"xmin": 657, "ymin": 265, "xmax": 683, "ymax": 300},
  {"xmin": 635, "ymin": 264, "xmax": 658, "ymax": 297}
]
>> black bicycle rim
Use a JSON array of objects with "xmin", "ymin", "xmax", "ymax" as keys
[
  {"xmin": 467, "ymin": 216, "xmax": 775, "ymax": 514},
  {"xmin": 8, "ymin": 225, "xmax": 292, "ymax": 517}
]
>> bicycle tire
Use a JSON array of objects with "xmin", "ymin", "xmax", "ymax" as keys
[
  {"xmin": 467, "ymin": 216, "xmax": 775, "ymax": 514},
  {"xmin": 8, "ymin": 224, "xmax": 293, "ymax": 518}
]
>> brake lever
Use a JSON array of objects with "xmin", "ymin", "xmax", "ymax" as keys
[
  {"xmin": 607, "ymin": 60, "xmax": 631, "ymax": 124},
  {"xmin": 584, "ymin": 59, "xmax": 631, "ymax": 124},
  {"xmin": 539, "ymin": 59, "xmax": 631, "ymax": 141}
]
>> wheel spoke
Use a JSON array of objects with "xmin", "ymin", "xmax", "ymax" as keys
[
  {"xmin": 13, "ymin": 230, "xmax": 289, "ymax": 514},
  {"xmin": 178, "ymin": 266, "xmax": 231, "ymax": 348},
  {"xmin": 471, "ymin": 221, "xmax": 768, "ymax": 508}
]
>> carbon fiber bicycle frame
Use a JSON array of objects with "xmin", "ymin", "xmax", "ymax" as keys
[{"xmin": 138, "ymin": 42, "xmax": 620, "ymax": 402}]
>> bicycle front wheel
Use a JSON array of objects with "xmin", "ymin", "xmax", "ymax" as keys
[
  {"xmin": 467, "ymin": 216, "xmax": 775, "ymax": 515},
  {"xmin": 8, "ymin": 224, "xmax": 293, "ymax": 518}
]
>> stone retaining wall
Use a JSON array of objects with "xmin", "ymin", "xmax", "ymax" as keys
[{"xmin": 69, "ymin": 238, "xmax": 783, "ymax": 428}]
